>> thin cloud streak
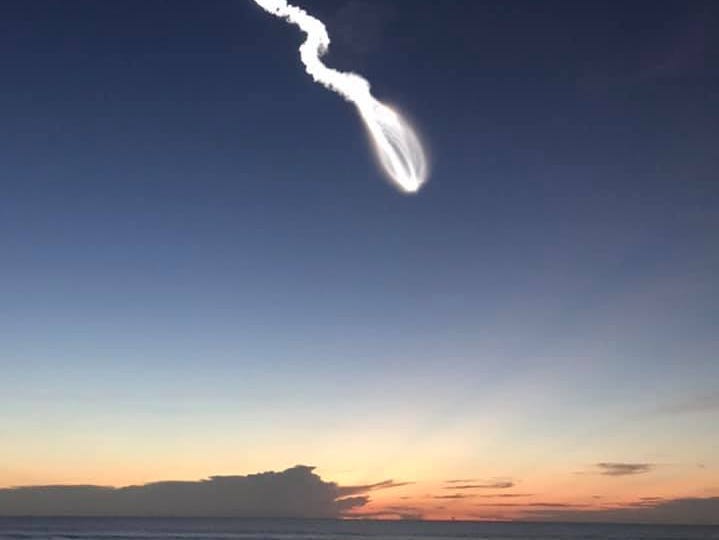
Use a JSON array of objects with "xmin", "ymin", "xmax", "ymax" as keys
[
  {"xmin": 338, "ymin": 480, "xmax": 413, "ymax": 497},
  {"xmin": 596, "ymin": 463, "xmax": 654, "ymax": 476},
  {"xmin": 444, "ymin": 482, "xmax": 515, "ymax": 490},
  {"xmin": 444, "ymin": 479, "xmax": 477, "ymax": 484},
  {"xmin": 653, "ymin": 392, "xmax": 719, "ymax": 416},
  {"xmin": 478, "ymin": 493, "xmax": 534, "ymax": 498}
]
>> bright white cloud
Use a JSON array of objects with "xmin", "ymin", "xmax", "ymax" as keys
[{"xmin": 251, "ymin": 0, "xmax": 428, "ymax": 193}]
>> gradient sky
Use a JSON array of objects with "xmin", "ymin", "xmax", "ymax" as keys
[{"xmin": 2, "ymin": 0, "xmax": 718, "ymax": 521}]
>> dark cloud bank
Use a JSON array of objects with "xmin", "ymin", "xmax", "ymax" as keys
[
  {"xmin": 0, "ymin": 466, "xmax": 405, "ymax": 518},
  {"xmin": 2, "ymin": 465, "xmax": 718, "ymax": 524},
  {"xmin": 529, "ymin": 497, "xmax": 719, "ymax": 526}
]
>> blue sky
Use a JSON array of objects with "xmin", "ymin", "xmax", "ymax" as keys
[{"xmin": 1, "ymin": 0, "xmax": 718, "ymax": 520}]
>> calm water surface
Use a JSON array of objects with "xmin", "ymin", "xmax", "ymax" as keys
[{"xmin": 1, "ymin": 518, "xmax": 718, "ymax": 540}]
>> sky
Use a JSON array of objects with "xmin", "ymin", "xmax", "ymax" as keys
[{"xmin": 1, "ymin": 0, "xmax": 719, "ymax": 523}]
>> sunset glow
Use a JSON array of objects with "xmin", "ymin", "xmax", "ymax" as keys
[{"xmin": 2, "ymin": 0, "xmax": 718, "ymax": 529}]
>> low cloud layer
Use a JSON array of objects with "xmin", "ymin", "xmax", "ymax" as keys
[
  {"xmin": 0, "ymin": 465, "xmax": 402, "ymax": 518},
  {"xmin": 528, "ymin": 496, "xmax": 719, "ymax": 525},
  {"xmin": 350, "ymin": 505, "xmax": 424, "ymax": 520}
]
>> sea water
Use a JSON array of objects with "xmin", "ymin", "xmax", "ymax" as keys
[{"xmin": 1, "ymin": 517, "xmax": 718, "ymax": 540}]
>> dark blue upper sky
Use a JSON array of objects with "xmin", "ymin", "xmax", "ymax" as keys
[{"xmin": 2, "ymin": 0, "xmax": 718, "ymax": 493}]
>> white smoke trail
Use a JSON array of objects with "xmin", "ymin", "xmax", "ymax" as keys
[{"xmin": 251, "ymin": 0, "xmax": 428, "ymax": 193}]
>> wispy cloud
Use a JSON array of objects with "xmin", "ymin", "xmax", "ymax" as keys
[
  {"xmin": 653, "ymin": 392, "xmax": 719, "ymax": 416},
  {"xmin": 478, "ymin": 493, "xmax": 534, "ymax": 498},
  {"xmin": 480, "ymin": 502, "xmax": 590, "ymax": 508},
  {"xmin": 338, "ymin": 479, "xmax": 413, "ymax": 497},
  {"xmin": 444, "ymin": 479, "xmax": 477, "ymax": 484},
  {"xmin": 595, "ymin": 462, "xmax": 654, "ymax": 476},
  {"xmin": 444, "ymin": 481, "xmax": 514, "ymax": 490},
  {"xmin": 432, "ymin": 493, "xmax": 474, "ymax": 499}
]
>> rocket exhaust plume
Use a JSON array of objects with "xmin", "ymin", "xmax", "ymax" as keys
[{"xmin": 251, "ymin": 0, "xmax": 429, "ymax": 193}]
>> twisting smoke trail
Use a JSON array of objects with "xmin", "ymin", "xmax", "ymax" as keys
[{"xmin": 251, "ymin": 0, "xmax": 428, "ymax": 193}]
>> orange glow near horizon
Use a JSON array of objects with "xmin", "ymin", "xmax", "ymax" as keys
[
  {"xmin": 2, "ymin": 445, "xmax": 718, "ymax": 522},
  {"xmin": 2, "ymin": 462, "xmax": 718, "ymax": 522},
  {"xmin": 346, "ymin": 464, "xmax": 719, "ymax": 521}
]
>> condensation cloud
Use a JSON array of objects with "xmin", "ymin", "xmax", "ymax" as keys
[{"xmin": 251, "ymin": 0, "xmax": 429, "ymax": 193}]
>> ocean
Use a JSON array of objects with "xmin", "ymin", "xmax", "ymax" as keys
[{"xmin": 0, "ymin": 518, "xmax": 718, "ymax": 540}]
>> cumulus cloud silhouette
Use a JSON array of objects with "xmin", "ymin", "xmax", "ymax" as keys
[{"xmin": 0, "ymin": 465, "xmax": 403, "ymax": 518}]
